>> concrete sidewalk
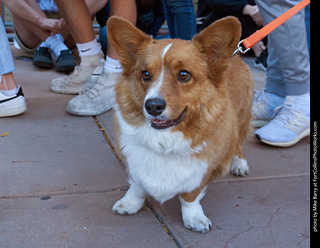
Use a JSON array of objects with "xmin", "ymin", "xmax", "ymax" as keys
[{"xmin": 1, "ymin": 46, "xmax": 310, "ymax": 248}]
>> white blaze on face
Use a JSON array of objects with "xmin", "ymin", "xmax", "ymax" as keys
[{"xmin": 144, "ymin": 43, "xmax": 172, "ymax": 102}]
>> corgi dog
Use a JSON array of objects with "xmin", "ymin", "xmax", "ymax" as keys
[{"xmin": 107, "ymin": 16, "xmax": 254, "ymax": 233}]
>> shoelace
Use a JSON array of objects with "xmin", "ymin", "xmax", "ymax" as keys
[
  {"xmin": 251, "ymin": 89, "xmax": 271, "ymax": 120},
  {"xmin": 273, "ymin": 100, "xmax": 309, "ymax": 134}
]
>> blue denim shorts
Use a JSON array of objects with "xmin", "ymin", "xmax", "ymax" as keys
[{"xmin": 0, "ymin": 18, "xmax": 15, "ymax": 75}]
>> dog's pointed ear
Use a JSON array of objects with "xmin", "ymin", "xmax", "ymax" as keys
[
  {"xmin": 107, "ymin": 16, "xmax": 153, "ymax": 72},
  {"xmin": 192, "ymin": 17, "xmax": 241, "ymax": 81}
]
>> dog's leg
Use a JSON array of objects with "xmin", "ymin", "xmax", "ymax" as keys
[
  {"xmin": 179, "ymin": 187, "xmax": 212, "ymax": 233},
  {"xmin": 230, "ymin": 145, "xmax": 249, "ymax": 176},
  {"xmin": 112, "ymin": 180, "xmax": 146, "ymax": 215}
]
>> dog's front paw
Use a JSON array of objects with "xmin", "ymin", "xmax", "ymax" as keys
[
  {"xmin": 112, "ymin": 197, "xmax": 145, "ymax": 215},
  {"xmin": 183, "ymin": 213, "xmax": 212, "ymax": 233},
  {"xmin": 230, "ymin": 155, "xmax": 249, "ymax": 177},
  {"xmin": 180, "ymin": 195, "xmax": 212, "ymax": 233}
]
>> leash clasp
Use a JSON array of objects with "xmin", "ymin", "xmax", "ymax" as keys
[{"xmin": 233, "ymin": 40, "xmax": 251, "ymax": 56}]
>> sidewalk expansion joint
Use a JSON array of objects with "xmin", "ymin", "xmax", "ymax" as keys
[
  {"xmin": 214, "ymin": 172, "xmax": 310, "ymax": 184},
  {"xmin": 93, "ymin": 116, "xmax": 129, "ymax": 175},
  {"xmin": 0, "ymin": 185, "xmax": 129, "ymax": 200},
  {"xmin": 93, "ymin": 117, "xmax": 122, "ymax": 162},
  {"xmin": 146, "ymin": 200, "xmax": 183, "ymax": 248}
]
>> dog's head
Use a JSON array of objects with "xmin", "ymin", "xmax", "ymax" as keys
[{"xmin": 107, "ymin": 16, "xmax": 241, "ymax": 132}]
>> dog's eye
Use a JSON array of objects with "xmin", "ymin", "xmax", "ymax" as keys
[
  {"xmin": 178, "ymin": 70, "xmax": 191, "ymax": 82},
  {"xmin": 142, "ymin": 70, "xmax": 152, "ymax": 82}
]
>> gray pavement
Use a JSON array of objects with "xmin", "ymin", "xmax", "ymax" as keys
[{"xmin": 0, "ymin": 46, "xmax": 310, "ymax": 248}]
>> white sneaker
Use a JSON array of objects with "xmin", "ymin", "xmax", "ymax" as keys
[
  {"xmin": 251, "ymin": 89, "xmax": 284, "ymax": 127},
  {"xmin": 51, "ymin": 53, "xmax": 104, "ymax": 94},
  {"xmin": 66, "ymin": 70, "xmax": 121, "ymax": 116},
  {"xmin": 254, "ymin": 96, "xmax": 310, "ymax": 147},
  {"xmin": 0, "ymin": 85, "xmax": 27, "ymax": 117}
]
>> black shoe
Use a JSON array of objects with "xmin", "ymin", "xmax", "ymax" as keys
[
  {"xmin": 254, "ymin": 49, "xmax": 268, "ymax": 71},
  {"xmin": 55, "ymin": 50, "xmax": 76, "ymax": 72},
  {"xmin": 33, "ymin": 47, "xmax": 53, "ymax": 69}
]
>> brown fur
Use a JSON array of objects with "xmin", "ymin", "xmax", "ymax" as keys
[{"xmin": 108, "ymin": 16, "xmax": 253, "ymax": 202}]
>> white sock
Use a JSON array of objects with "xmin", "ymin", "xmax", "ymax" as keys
[
  {"xmin": 44, "ymin": 34, "xmax": 69, "ymax": 57},
  {"xmin": 103, "ymin": 55, "xmax": 122, "ymax": 73},
  {"xmin": 0, "ymin": 87, "xmax": 18, "ymax": 97},
  {"xmin": 0, "ymin": 76, "xmax": 18, "ymax": 96},
  {"xmin": 76, "ymin": 39, "xmax": 101, "ymax": 57},
  {"xmin": 56, "ymin": 33, "xmax": 64, "ymax": 42}
]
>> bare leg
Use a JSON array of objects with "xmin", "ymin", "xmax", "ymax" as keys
[
  {"xmin": 85, "ymin": 0, "xmax": 108, "ymax": 18},
  {"xmin": 59, "ymin": 0, "xmax": 108, "ymax": 49},
  {"xmin": 0, "ymin": 73, "xmax": 17, "ymax": 91},
  {"xmin": 54, "ymin": 0, "xmax": 95, "ymax": 43},
  {"xmin": 12, "ymin": 15, "xmax": 48, "ymax": 48},
  {"xmin": 107, "ymin": 0, "xmax": 137, "ymax": 59}
]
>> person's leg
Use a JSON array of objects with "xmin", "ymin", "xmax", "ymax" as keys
[
  {"xmin": 51, "ymin": 0, "xmax": 103, "ymax": 94},
  {"xmin": 55, "ymin": 0, "xmax": 108, "ymax": 51},
  {"xmin": 256, "ymin": 0, "xmax": 310, "ymax": 97},
  {"xmin": 0, "ymin": 17, "xmax": 16, "ymax": 91},
  {"xmin": 54, "ymin": 0, "xmax": 95, "ymax": 43},
  {"xmin": 10, "ymin": 7, "xmax": 48, "ymax": 49},
  {"xmin": 66, "ymin": 0, "xmax": 137, "ymax": 116},
  {"xmin": 304, "ymin": 4, "xmax": 310, "ymax": 58},
  {"xmin": 162, "ymin": 0, "xmax": 176, "ymax": 38},
  {"xmin": 55, "ymin": 0, "xmax": 100, "ymax": 57},
  {"xmin": 84, "ymin": 0, "xmax": 108, "ymax": 19},
  {"xmin": 0, "ymin": 73, "xmax": 16, "ymax": 91},
  {"xmin": 165, "ymin": 0, "xmax": 196, "ymax": 40},
  {"xmin": 254, "ymin": 0, "xmax": 310, "ymax": 147},
  {"xmin": 0, "ymin": 19, "xmax": 15, "ymax": 83},
  {"xmin": 107, "ymin": 0, "xmax": 136, "ymax": 59},
  {"xmin": 0, "ymin": 18, "xmax": 27, "ymax": 117}
]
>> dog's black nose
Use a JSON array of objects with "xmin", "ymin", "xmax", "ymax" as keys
[{"xmin": 145, "ymin": 98, "xmax": 166, "ymax": 117}]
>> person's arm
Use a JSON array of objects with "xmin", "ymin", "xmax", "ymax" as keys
[{"xmin": 3, "ymin": 0, "xmax": 59, "ymax": 33}]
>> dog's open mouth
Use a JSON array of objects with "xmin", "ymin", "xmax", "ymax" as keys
[{"xmin": 151, "ymin": 108, "xmax": 187, "ymax": 130}]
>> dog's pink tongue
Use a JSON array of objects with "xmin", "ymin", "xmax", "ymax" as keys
[{"xmin": 152, "ymin": 119, "xmax": 167, "ymax": 124}]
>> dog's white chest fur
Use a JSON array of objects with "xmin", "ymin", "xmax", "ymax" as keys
[{"xmin": 115, "ymin": 107, "xmax": 208, "ymax": 203}]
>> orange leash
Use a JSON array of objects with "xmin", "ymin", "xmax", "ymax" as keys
[{"xmin": 233, "ymin": 0, "xmax": 310, "ymax": 56}]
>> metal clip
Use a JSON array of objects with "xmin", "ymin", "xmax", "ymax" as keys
[{"xmin": 233, "ymin": 40, "xmax": 251, "ymax": 56}]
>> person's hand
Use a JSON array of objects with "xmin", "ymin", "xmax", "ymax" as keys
[
  {"xmin": 57, "ymin": 18, "xmax": 67, "ymax": 33},
  {"xmin": 243, "ymin": 5, "xmax": 264, "ymax": 27},
  {"xmin": 38, "ymin": 17, "xmax": 60, "ymax": 35},
  {"xmin": 250, "ymin": 6, "xmax": 264, "ymax": 27}
]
